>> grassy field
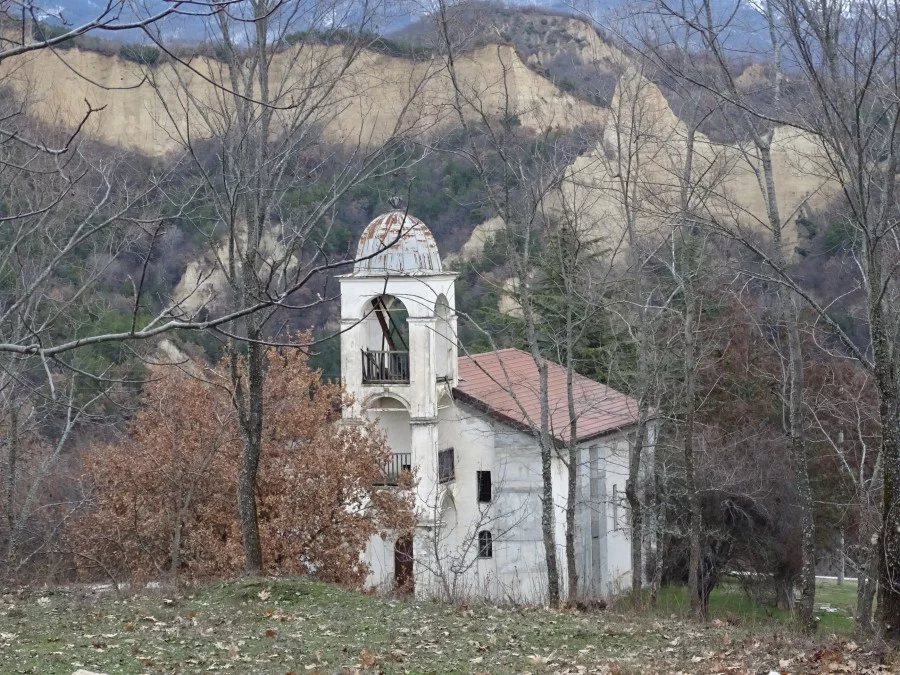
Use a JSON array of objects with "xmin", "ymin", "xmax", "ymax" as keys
[
  {"xmin": 653, "ymin": 578, "xmax": 859, "ymax": 635},
  {"xmin": 0, "ymin": 577, "xmax": 891, "ymax": 674}
]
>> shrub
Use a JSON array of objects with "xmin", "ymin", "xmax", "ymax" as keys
[
  {"xmin": 558, "ymin": 78, "xmax": 576, "ymax": 93},
  {"xmin": 70, "ymin": 339, "xmax": 415, "ymax": 584},
  {"xmin": 119, "ymin": 43, "xmax": 161, "ymax": 66},
  {"xmin": 32, "ymin": 21, "xmax": 70, "ymax": 43}
]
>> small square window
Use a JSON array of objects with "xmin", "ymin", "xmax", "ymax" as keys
[
  {"xmin": 478, "ymin": 530, "xmax": 493, "ymax": 558},
  {"xmin": 477, "ymin": 470, "xmax": 492, "ymax": 503}
]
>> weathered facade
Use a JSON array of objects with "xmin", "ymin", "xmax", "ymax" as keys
[{"xmin": 339, "ymin": 209, "xmax": 652, "ymax": 603}]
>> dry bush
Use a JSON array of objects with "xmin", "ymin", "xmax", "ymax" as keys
[{"xmin": 70, "ymin": 341, "xmax": 414, "ymax": 585}]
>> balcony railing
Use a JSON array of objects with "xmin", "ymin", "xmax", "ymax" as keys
[
  {"xmin": 374, "ymin": 452, "xmax": 412, "ymax": 486},
  {"xmin": 362, "ymin": 349, "xmax": 409, "ymax": 384}
]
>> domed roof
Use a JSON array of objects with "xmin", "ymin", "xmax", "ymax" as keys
[{"xmin": 353, "ymin": 210, "xmax": 443, "ymax": 275}]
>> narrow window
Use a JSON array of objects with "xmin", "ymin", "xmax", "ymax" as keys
[
  {"xmin": 612, "ymin": 484, "xmax": 618, "ymax": 525},
  {"xmin": 438, "ymin": 448, "xmax": 455, "ymax": 483},
  {"xmin": 478, "ymin": 530, "xmax": 493, "ymax": 558},
  {"xmin": 476, "ymin": 470, "xmax": 492, "ymax": 503}
]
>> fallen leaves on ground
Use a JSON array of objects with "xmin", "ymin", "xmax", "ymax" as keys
[{"xmin": 0, "ymin": 580, "xmax": 895, "ymax": 674}]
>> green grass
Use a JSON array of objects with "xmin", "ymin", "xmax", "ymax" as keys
[
  {"xmin": 816, "ymin": 578, "xmax": 858, "ymax": 614},
  {"xmin": 815, "ymin": 578, "xmax": 859, "ymax": 634},
  {"xmin": 0, "ymin": 577, "xmax": 887, "ymax": 674},
  {"xmin": 648, "ymin": 578, "xmax": 858, "ymax": 635}
]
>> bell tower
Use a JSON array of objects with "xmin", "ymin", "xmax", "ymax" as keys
[{"xmin": 338, "ymin": 208, "xmax": 457, "ymax": 594}]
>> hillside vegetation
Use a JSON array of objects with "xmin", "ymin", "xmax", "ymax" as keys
[
  {"xmin": 396, "ymin": 2, "xmax": 625, "ymax": 105},
  {"xmin": 3, "ymin": 8, "xmax": 823, "ymax": 260}
]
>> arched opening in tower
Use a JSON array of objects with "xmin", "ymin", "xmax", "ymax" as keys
[
  {"xmin": 361, "ymin": 294, "xmax": 410, "ymax": 383},
  {"xmin": 435, "ymin": 294, "xmax": 453, "ymax": 381}
]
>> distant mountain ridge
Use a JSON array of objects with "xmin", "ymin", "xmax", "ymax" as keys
[{"xmin": 47, "ymin": 0, "xmax": 771, "ymax": 51}]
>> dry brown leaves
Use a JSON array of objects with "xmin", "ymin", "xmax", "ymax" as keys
[{"xmin": 70, "ymin": 337, "xmax": 415, "ymax": 584}]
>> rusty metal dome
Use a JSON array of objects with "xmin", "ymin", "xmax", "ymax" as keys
[{"xmin": 353, "ymin": 210, "xmax": 443, "ymax": 275}]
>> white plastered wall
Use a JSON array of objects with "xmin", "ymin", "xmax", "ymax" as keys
[
  {"xmin": 362, "ymin": 403, "xmax": 646, "ymax": 604},
  {"xmin": 360, "ymin": 406, "xmax": 410, "ymax": 592},
  {"xmin": 338, "ymin": 273, "xmax": 457, "ymax": 419},
  {"xmin": 551, "ymin": 433, "xmax": 632, "ymax": 601},
  {"xmin": 601, "ymin": 434, "xmax": 633, "ymax": 596}
]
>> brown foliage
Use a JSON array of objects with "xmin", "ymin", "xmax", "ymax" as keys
[{"xmin": 71, "ymin": 341, "xmax": 414, "ymax": 584}]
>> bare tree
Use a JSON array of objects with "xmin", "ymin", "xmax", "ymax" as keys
[
  {"xmin": 426, "ymin": 468, "xmax": 529, "ymax": 602},
  {"xmin": 535, "ymin": 176, "xmax": 622, "ymax": 602},
  {"xmin": 670, "ymin": 122, "xmax": 705, "ymax": 619},
  {"xmin": 0, "ymin": 1, "xmax": 219, "ymax": 60},
  {"xmin": 627, "ymin": 0, "xmax": 900, "ymax": 638},
  {"xmin": 0, "ymin": 2, "xmax": 210, "ymax": 583},
  {"xmin": 618, "ymin": 0, "xmax": 900, "ymax": 632},
  {"xmin": 0, "ymin": 367, "xmax": 106, "ymax": 582},
  {"xmin": 808, "ymin": 366, "xmax": 882, "ymax": 636},
  {"xmin": 579, "ymin": 56, "xmax": 672, "ymax": 602},
  {"xmin": 433, "ymin": 0, "xmax": 576, "ymax": 604},
  {"xmin": 145, "ymin": 0, "xmax": 432, "ymax": 572}
]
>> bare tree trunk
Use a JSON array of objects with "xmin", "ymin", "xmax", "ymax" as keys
[
  {"xmin": 856, "ymin": 535, "xmax": 878, "ymax": 638},
  {"xmin": 874, "ymin": 364, "xmax": 900, "ymax": 638},
  {"xmin": 626, "ymin": 410, "xmax": 648, "ymax": 599},
  {"xmin": 865, "ymin": 251, "xmax": 900, "ymax": 639},
  {"xmin": 4, "ymin": 406, "xmax": 17, "ymax": 576},
  {"xmin": 650, "ymin": 451, "xmax": 666, "ymax": 605},
  {"xmin": 675, "ymin": 123, "xmax": 705, "ymax": 621},
  {"xmin": 877, "ymin": 425, "xmax": 900, "ymax": 639},
  {"xmin": 565, "ymin": 318, "xmax": 579, "ymax": 602},
  {"xmin": 519, "ymin": 213, "xmax": 561, "ymax": 607},
  {"xmin": 232, "ymin": 336, "xmax": 265, "ymax": 574},
  {"xmin": 565, "ymin": 445, "xmax": 577, "ymax": 602},
  {"xmin": 217, "ymin": 1, "xmax": 272, "ymax": 576},
  {"xmin": 683, "ymin": 280, "xmax": 704, "ymax": 621},
  {"xmin": 170, "ymin": 517, "xmax": 183, "ymax": 583},
  {"xmin": 536, "ymin": 358, "xmax": 561, "ymax": 606},
  {"xmin": 837, "ymin": 531, "xmax": 845, "ymax": 586},
  {"xmin": 757, "ymin": 134, "xmax": 816, "ymax": 632},
  {"xmin": 787, "ymin": 302, "xmax": 816, "ymax": 633},
  {"xmin": 432, "ymin": 0, "xmax": 568, "ymax": 606}
]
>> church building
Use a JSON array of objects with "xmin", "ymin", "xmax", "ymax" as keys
[{"xmin": 338, "ymin": 208, "xmax": 652, "ymax": 604}]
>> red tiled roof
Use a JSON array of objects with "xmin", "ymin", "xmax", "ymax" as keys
[{"xmin": 454, "ymin": 348, "xmax": 640, "ymax": 444}]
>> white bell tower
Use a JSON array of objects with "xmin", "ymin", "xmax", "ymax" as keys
[{"xmin": 338, "ymin": 207, "xmax": 457, "ymax": 594}]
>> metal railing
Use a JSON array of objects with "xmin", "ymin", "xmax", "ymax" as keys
[
  {"xmin": 362, "ymin": 349, "xmax": 410, "ymax": 384},
  {"xmin": 374, "ymin": 452, "xmax": 412, "ymax": 486}
]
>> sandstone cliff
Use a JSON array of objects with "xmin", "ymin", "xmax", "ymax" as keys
[
  {"xmin": 1, "ymin": 42, "xmax": 598, "ymax": 156},
  {"xmin": 558, "ymin": 68, "xmax": 836, "ymax": 261}
]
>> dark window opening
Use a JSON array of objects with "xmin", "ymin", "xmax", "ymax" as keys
[
  {"xmin": 612, "ymin": 484, "xmax": 618, "ymax": 525},
  {"xmin": 476, "ymin": 470, "xmax": 492, "ymax": 503},
  {"xmin": 478, "ymin": 530, "xmax": 493, "ymax": 558},
  {"xmin": 394, "ymin": 535, "xmax": 414, "ymax": 593},
  {"xmin": 438, "ymin": 448, "xmax": 455, "ymax": 483}
]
